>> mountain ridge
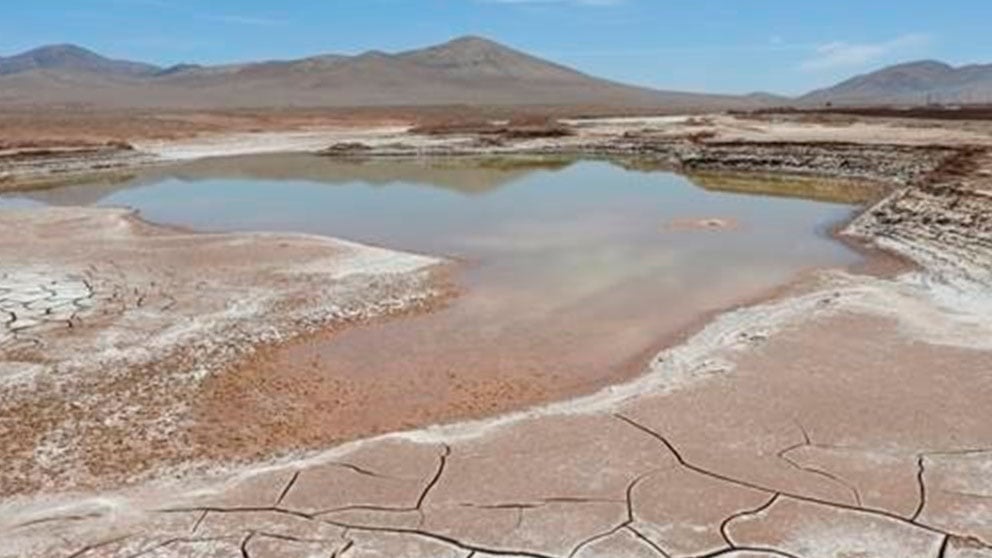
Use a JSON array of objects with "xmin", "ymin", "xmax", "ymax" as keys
[
  {"xmin": 5, "ymin": 38, "xmax": 992, "ymax": 109},
  {"xmin": 0, "ymin": 36, "xmax": 770, "ymax": 109},
  {"xmin": 801, "ymin": 59, "xmax": 992, "ymax": 106},
  {"xmin": 0, "ymin": 44, "xmax": 160, "ymax": 77}
]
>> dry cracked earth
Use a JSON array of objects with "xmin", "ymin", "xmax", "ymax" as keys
[
  {"xmin": 8, "ymin": 275, "xmax": 992, "ymax": 558},
  {"xmin": 0, "ymin": 207, "xmax": 445, "ymax": 497},
  {"xmin": 1, "ymin": 272, "xmax": 94, "ymax": 348},
  {"xmin": 3, "ymin": 119, "xmax": 992, "ymax": 557}
]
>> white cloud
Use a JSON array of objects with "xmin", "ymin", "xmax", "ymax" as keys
[{"xmin": 800, "ymin": 33, "xmax": 932, "ymax": 71}]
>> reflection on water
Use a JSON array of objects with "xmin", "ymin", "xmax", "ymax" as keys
[
  {"xmin": 13, "ymin": 154, "xmax": 577, "ymax": 207},
  {"xmin": 686, "ymin": 170, "xmax": 886, "ymax": 205},
  {"xmin": 4, "ymin": 155, "xmax": 863, "ymax": 393}
]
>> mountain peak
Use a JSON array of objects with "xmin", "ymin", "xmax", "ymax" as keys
[
  {"xmin": 886, "ymin": 59, "xmax": 954, "ymax": 72},
  {"xmin": 355, "ymin": 49, "xmax": 391, "ymax": 59},
  {"xmin": 0, "ymin": 43, "xmax": 159, "ymax": 77},
  {"xmin": 444, "ymin": 35, "xmax": 504, "ymax": 47},
  {"xmin": 22, "ymin": 43, "xmax": 94, "ymax": 56},
  {"xmin": 6, "ymin": 43, "xmax": 104, "ymax": 66},
  {"xmin": 404, "ymin": 35, "xmax": 523, "ymax": 59},
  {"xmin": 801, "ymin": 58, "xmax": 992, "ymax": 106},
  {"xmin": 394, "ymin": 34, "xmax": 585, "ymax": 82}
]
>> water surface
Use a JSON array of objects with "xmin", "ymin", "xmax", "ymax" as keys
[{"xmin": 6, "ymin": 155, "xmax": 862, "ymax": 420}]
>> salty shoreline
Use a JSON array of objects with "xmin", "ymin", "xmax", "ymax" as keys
[
  {"xmin": 2, "ymin": 112, "xmax": 989, "ymax": 192},
  {"xmin": 0, "ymin": 207, "xmax": 451, "ymax": 497},
  {"xmin": 3, "ymin": 113, "xmax": 992, "ymax": 557}
]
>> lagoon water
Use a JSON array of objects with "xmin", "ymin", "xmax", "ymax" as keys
[{"xmin": 8, "ymin": 154, "xmax": 862, "ymax": 428}]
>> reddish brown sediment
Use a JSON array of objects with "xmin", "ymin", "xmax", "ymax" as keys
[
  {"xmin": 3, "ymin": 114, "xmax": 992, "ymax": 557},
  {"xmin": 0, "ymin": 207, "xmax": 447, "ymax": 496}
]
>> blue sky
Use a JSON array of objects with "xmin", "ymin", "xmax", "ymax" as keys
[{"xmin": 2, "ymin": 0, "xmax": 989, "ymax": 95}]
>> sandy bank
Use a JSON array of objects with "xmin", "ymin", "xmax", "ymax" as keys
[{"xmin": 0, "ymin": 207, "xmax": 448, "ymax": 497}]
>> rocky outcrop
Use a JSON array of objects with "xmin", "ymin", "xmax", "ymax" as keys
[
  {"xmin": 846, "ymin": 147, "xmax": 992, "ymax": 290},
  {"xmin": 666, "ymin": 141, "xmax": 955, "ymax": 184}
]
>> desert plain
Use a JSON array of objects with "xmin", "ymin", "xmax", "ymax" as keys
[{"xmin": 0, "ymin": 105, "xmax": 990, "ymax": 558}]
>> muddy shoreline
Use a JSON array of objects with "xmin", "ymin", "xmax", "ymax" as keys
[
  {"xmin": 182, "ymin": 189, "xmax": 920, "ymax": 483},
  {"xmin": 2, "ymin": 112, "xmax": 985, "ymax": 192},
  {"xmin": 0, "ymin": 116, "xmax": 978, "ymax": 493},
  {"xmin": 0, "ymin": 208, "xmax": 450, "ymax": 496},
  {"xmin": 4, "ymin": 114, "xmax": 992, "ymax": 557},
  {"xmin": 0, "ymin": 135, "xmax": 960, "ymax": 194}
]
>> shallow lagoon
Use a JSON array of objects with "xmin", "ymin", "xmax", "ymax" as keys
[{"xmin": 8, "ymin": 154, "xmax": 861, "ymax": 414}]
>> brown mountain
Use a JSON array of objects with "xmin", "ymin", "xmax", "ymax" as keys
[
  {"xmin": 0, "ymin": 44, "xmax": 159, "ymax": 77},
  {"xmin": 0, "ymin": 36, "xmax": 767, "ymax": 110},
  {"xmin": 801, "ymin": 60, "xmax": 992, "ymax": 106}
]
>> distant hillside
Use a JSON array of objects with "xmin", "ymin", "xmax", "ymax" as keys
[
  {"xmin": 0, "ymin": 44, "xmax": 159, "ymax": 77},
  {"xmin": 0, "ymin": 36, "xmax": 771, "ymax": 110},
  {"xmin": 6, "ymin": 39, "xmax": 992, "ymax": 111},
  {"xmin": 801, "ymin": 60, "xmax": 992, "ymax": 106}
]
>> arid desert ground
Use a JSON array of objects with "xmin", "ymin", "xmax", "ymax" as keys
[{"xmin": 1, "ymin": 108, "xmax": 991, "ymax": 558}]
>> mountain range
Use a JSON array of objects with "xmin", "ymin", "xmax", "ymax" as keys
[
  {"xmin": 0, "ymin": 37, "xmax": 755, "ymax": 110},
  {"xmin": 800, "ymin": 60, "xmax": 992, "ymax": 106},
  {"xmin": 2, "ymin": 37, "xmax": 990, "ymax": 109}
]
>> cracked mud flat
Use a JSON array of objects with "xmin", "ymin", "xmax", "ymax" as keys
[
  {"xmin": 3, "ymin": 117, "xmax": 992, "ymax": 557},
  {"xmin": 0, "ymin": 207, "xmax": 447, "ymax": 496},
  {"xmin": 7, "ymin": 263, "xmax": 992, "ymax": 558}
]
